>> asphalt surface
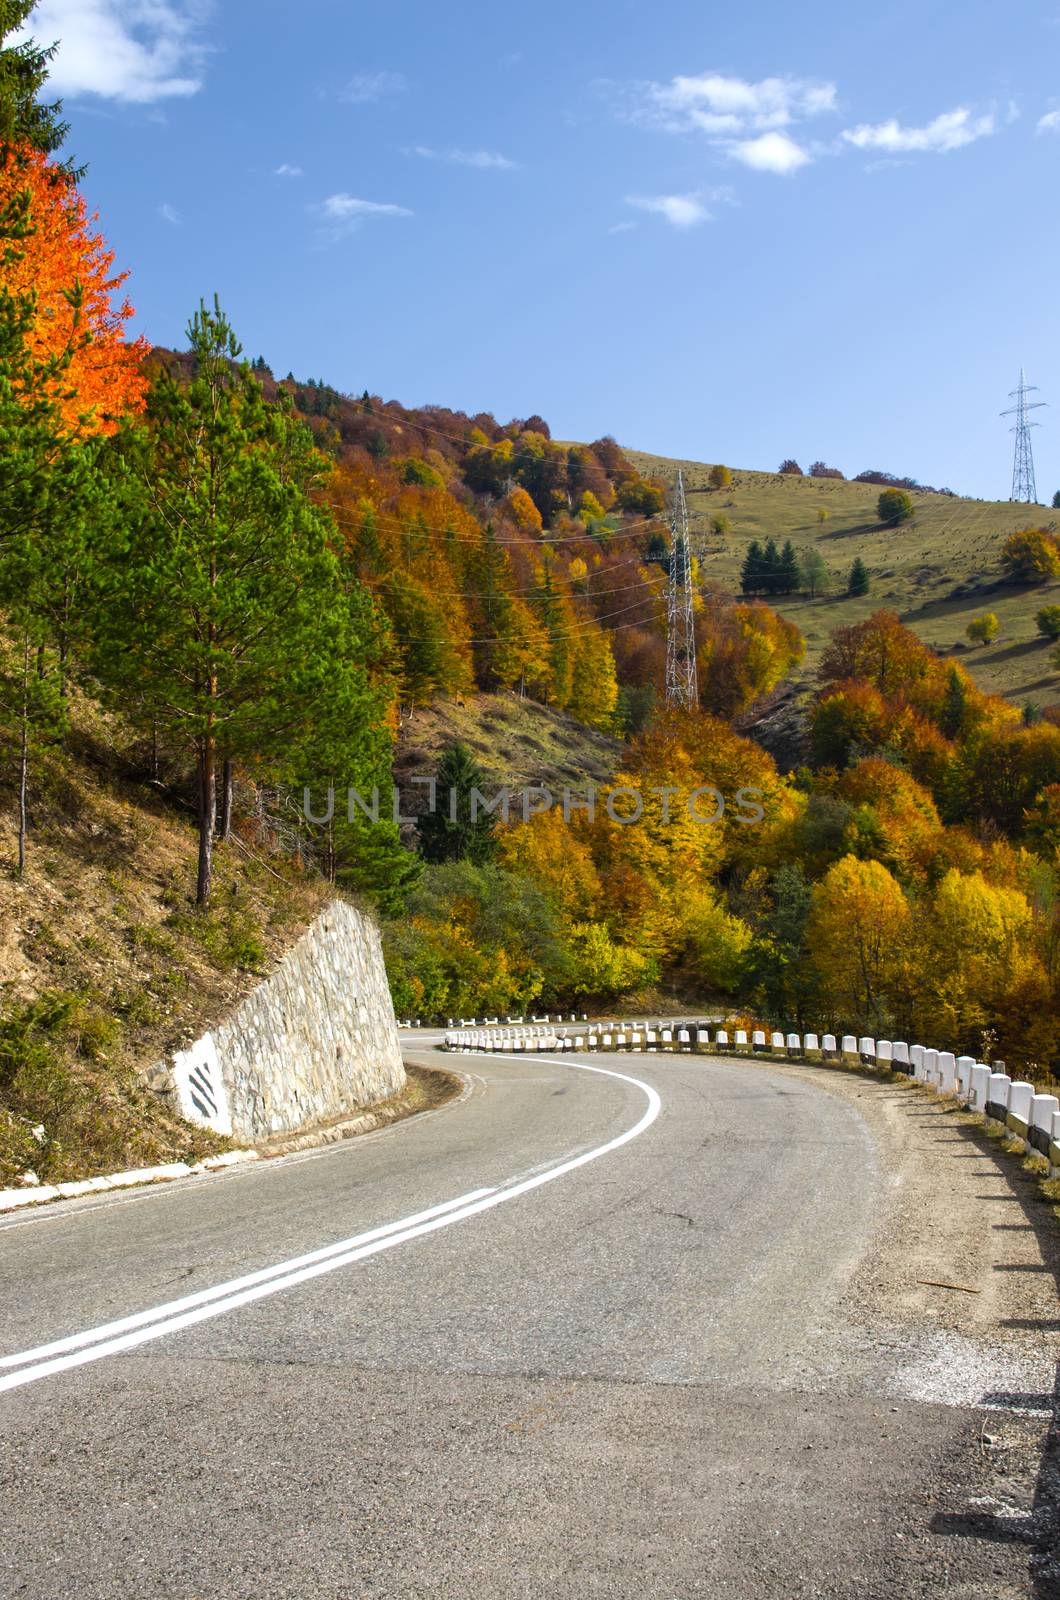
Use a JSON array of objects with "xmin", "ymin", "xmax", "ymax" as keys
[{"xmin": 1, "ymin": 1037, "xmax": 1055, "ymax": 1598}]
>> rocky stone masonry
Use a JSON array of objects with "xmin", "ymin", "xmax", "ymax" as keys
[{"xmin": 151, "ymin": 900, "xmax": 406, "ymax": 1141}]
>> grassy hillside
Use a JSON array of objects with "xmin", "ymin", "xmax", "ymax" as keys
[
  {"xmin": 394, "ymin": 692, "xmax": 622, "ymax": 803},
  {"xmin": 0, "ymin": 694, "xmax": 334, "ymax": 1187},
  {"xmin": 623, "ymin": 449, "xmax": 1060, "ymax": 710}
]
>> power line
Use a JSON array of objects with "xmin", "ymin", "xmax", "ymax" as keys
[
  {"xmin": 1001, "ymin": 368, "xmax": 1046, "ymax": 504},
  {"xmin": 388, "ymin": 594, "xmax": 664, "ymax": 647},
  {"xmin": 375, "ymin": 564, "xmax": 667, "ymax": 605},
  {"xmin": 325, "ymin": 499, "xmax": 667, "ymax": 547},
  {"xmin": 665, "ymin": 469, "xmax": 698, "ymax": 710}
]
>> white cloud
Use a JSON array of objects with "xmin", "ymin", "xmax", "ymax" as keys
[
  {"xmin": 157, "ymin": 201, "xmax": 181, "ymax": 224},
  {"xmin": 1038, "ymin": 108, "xmax": 1060, "ymax": 132},
  {"xmin": 23, "ymin": 0, "xmax": 207, "ymax": 102},
  {"xmin": 408, "ymin": 145, "xmax": 516, "ymax": 170},
  {"xmin": 340, "ymin": 70, "xmax": 405, "ymax": 104},
  {"xmin": 321, "ymin": 194, "xmax": 411, "ymax": 220},
  {"xmin": 316, "ymin": 193, "xmax": 412, "ymax": 238},
  {"xmin": 607, "ymin": 69, "xmax": 833, "ymax": 179},
  {"xmin": 624, "ymin": 71, "xmax": 837, "ymax": 136},
  {"xmin": 729, "ymin": 130, "xmax": 810, "ymax": 174},
  {"xmin": 274, "ymin": 162, "xmax": 303, "ymax": 178},
  {"xmin": 626, "ymin": 192, "xmax": 711, "ymax": 228},
  {"xmin": 842, "ymin": 106, "xmax": 995, "ymax": 154},
  {"xmin": 609, "ymin": 220, "xmax": 638, "ymax": 233}
]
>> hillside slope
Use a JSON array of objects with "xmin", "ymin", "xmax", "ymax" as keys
[
  {"xmin": 0, "ymin": 695, "xmax": 334, "ymax": 1186},
  {"xmin": 623, "ymin": 449, "xmax": 1060, "ymax": 709},
  {"xmin": 394, "ymin": 692, "xmax": 622, "ymax": 805}
]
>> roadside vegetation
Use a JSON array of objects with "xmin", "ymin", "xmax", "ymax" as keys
[{"xmin": 0, "ymin": 8, "xmax": 1058, "ymax": 1187}]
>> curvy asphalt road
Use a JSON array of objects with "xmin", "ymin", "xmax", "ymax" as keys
[{"xmin": 0, "ymin": 1038, "xmax": 1046, "ymax": 1598}]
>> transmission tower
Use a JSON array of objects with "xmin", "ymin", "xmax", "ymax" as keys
[
  {"xmin": 1001, "ymin": 368, "xmax": 1046, "ymax": 504},
  {"xmin": 665, "ymin": 469, "xmax": 698, "ymax": 710}
]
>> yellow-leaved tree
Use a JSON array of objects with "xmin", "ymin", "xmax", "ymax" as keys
[
  {"xmin": 567, "ymin": 625, "xmax": 618, "ymax": 730},
  {"xmin": 808, "ymin": 855, "xmax": 910, "ymax": 1031},
  {"xmin": 907, "ymin": 870, "xmax": 1055, "ymax": 1069}
]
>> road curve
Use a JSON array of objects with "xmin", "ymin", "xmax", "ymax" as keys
[{"xmin": 0, "ymin": 1039, "xmax": 1048, "ymax": 1598}]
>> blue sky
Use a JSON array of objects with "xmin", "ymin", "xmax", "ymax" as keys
[{"xmin": 22, "ymin": 0, "xmax": 1060, "ymax": 499}]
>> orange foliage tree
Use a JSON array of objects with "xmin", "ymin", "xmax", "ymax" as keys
[
  {"xmin": 0, "ymin": 145, "xmax": 148, "ymax": 434},
  {"xmin": 505, "ymin": 485, "xmax": 543, "ymax": 534},
  {"xmin": 697, "ymin": 594, "xmax": 804, "ymax": 718}
]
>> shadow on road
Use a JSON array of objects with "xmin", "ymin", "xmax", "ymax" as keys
[{"xmin": 917, "ymin": 1107, "xmax": 1060, "ymax": 1597}]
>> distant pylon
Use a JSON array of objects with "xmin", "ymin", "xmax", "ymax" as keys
[
  {"xmin": 1001, "ymin": 368, "xmax": 1046, "ymax": 504},
  {"xmin": 665, "ymin": 469, "xmax": 698, "ymax": 710}
]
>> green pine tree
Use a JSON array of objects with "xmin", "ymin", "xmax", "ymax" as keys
[
  {"xmin": 0, "ymin": 0, "xmax": 75, "ymax": 164},
  {"xmin": 534, "ymin": 564, "xmax": 572, "ymax": 707},
  {"xmin": 848, "ymin": 556, "xmax": 870, "ymax": 597},
  {"xmin": 779, "ymin": 539, "xmax": 799, "ymax": 595},
  {"xmin": 740, "ymin": 539, "xmax": 763, "ymax": 594},
  {"xmin": 381, "ymin": 569, "xmax": 466, "ymax": 703},
  {"xmin": 645, "ymin": 531, "xmax": 668, "ymax": 567},
  {"xmin": 761, "ymin": 537, "xmax": 782, "ymax": 595},
  {"xmin": 466, "ymin": 522, "xmax": 516, "ymax": 691},
  {"xmin": 746, "ymin": 864, "xmax": 820, "ymax": 1027},
  {"xmin": 417, "ymin": 742, "xmax": 498, "ymax": 865},
  {"xmin": 94, "ymin": 298, "xmax": 386, "ymax": 908},
  {"xmin": 939, "ymin": 665, "xmax": 969, "ymax": 739}
]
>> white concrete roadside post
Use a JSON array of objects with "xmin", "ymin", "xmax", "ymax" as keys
[
  {"xmin": 987, "ymin": 1072, "xmax": 1012, "ymax": 1121},
  {"xmin": 969, "ymin": 1063, "xmax": 991, "ymax": 1111},
  {"xmin": 1030, "ymin": 1094, "xmax": 1060, "ymax": 1157},
  {"xmin": 1006, "ymin": 1081, "xmax": 1035, "ymax": 1138}
]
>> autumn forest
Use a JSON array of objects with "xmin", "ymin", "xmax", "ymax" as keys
[{"xmin": 2, "ymin": 5, "xmax": 1060, "ymax": 1103}]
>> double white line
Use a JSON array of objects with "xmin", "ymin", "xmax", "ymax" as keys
[{"xmin": 1, "ymin": 1058, "xmax": 661, "ymax": 1394}]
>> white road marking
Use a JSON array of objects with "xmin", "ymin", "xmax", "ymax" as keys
[
  {"xmin": 0, "ymin": 1188, "xmax": 496, "ymax": 1372},
  {"xmin": 0, "ymin": 1057, "xmax": 660, "ymax": 1393}
]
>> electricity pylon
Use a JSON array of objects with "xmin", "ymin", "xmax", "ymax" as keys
[
  {"xmin": 665, "ymin": 469, "xmax": 698, "ymax": 709},
  {"xmin": 1002, "ymin": 369, "xmax": 1045, "ymax": 504}
]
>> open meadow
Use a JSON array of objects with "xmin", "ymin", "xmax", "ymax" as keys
[{"xmin": 624, "ymin": 449, "xmax": 1060, "ymax": 709}]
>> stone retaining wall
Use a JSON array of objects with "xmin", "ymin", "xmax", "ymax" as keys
[{"xmin": 151, "ymin": 900, "xmax": 405, "ymax": 1141}]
